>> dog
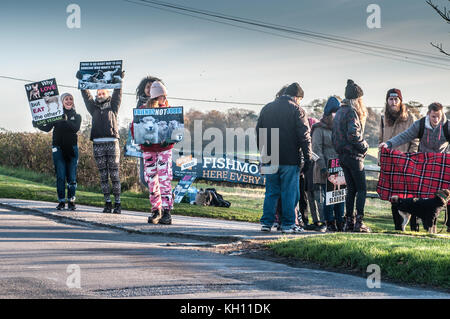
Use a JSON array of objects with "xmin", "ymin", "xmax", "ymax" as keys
[
  {"xmin": 390, "ymin": 189, "xmax": 450, "ymax": 233},
  {"xmin": 29, "ymin": 84, "xmax": 40, "ymax": 100},
  {"xmin": 44, "ymin": 96, "xmax": 60, "ymax": 113}
]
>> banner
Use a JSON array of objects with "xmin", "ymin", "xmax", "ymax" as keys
[
  {"xmin": 326, "ymin": 158, "xmax": 347, "ymax": 205},
  {"xmin": 25, "ymin": 78, "xmax": 64, "ymax": 126},
  {"xmin": 377, "ymin": 147, "xmax": 450, "ymax": 200},
  {"xmin": 78, "ymin": 60, "xmax": 123, "ymax": 90},
  {"xmin": 133, "ymin": 107, "xmax": 184, "ymax": 145}
]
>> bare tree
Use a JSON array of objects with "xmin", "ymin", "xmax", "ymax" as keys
[{"xmin": 427, "ymin": 0, "xmax": 450, "ymax": 55}]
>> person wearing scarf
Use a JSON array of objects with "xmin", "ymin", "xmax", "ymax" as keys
[{"xmin": 37, "ymin": 93, "xmax": 82, "ymax": 210}]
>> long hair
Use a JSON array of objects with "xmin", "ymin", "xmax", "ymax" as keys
[
  {"xmin": 135, "ymin": 76, "xmax": 163, "ymax": 100},
  {"xmin": 348, "ymin": 97, "xmax": 368, "ymax": 128},
  {"xmin": 384, "ymin": 101, "xmax": 408, "ymax": 126}
]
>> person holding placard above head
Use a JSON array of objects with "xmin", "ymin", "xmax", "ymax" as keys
[
  {"xmin": 131, "ymin": 81, "xmax": 176, "ymax": 225},
  {"xmin": 77, "ymin": 70, "xmax": 124, "ymax": 214},
  {"xmin": 37, "ymin": 93, "xmax": 81, "ymax": 210}
]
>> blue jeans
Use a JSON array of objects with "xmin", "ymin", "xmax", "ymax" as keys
[
  {"xmin": 261, "ymin": 165, "xmax": 300, "ymax": 230},
  {"xmin": 321, "ymin": 184, "xmax": 345, "ymax": 222},
  {"xmin": 52, "ymin": 145, "xmax": 78, "ymax": 202}
]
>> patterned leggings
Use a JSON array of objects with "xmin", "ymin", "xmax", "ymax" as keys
[
  {"xmin": 93, "ymin": 141, "xmax": 121, "ymax": 202},
  {"xmin": 143, "ymin": 150, "xmax": 173, "ymax": 211}
]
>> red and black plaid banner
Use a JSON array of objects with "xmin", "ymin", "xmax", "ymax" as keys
[{"xmin": 377, "ymin": 147, "xmax": 450, "ymax": 200}]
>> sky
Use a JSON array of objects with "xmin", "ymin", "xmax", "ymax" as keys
[{"xmin": 0, "ymin": 0, "xmax": 449, "ymax": 132}]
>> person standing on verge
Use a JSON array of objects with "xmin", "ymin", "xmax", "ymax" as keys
[
  {"xmin": 78, "ymin": 71, "xmax": 124, "ymax": 214},
  {"xmin": 312, "ymin": 96, "xmax": 345, "ymax": 231},
  {"xmin": 37, "ymin": 93, "xmax": 82, "ymax": 210},
  {"xmin": 256, "ymin": 82, "xmax": 312, "ymax": 234},
  {"xmin": 379, "ymin": 102, "xmax": 450, "ymax": 233},
  {"xmin": 332, "ymin": 79, "xmax": 371, "ymax": 232},
  {"xmin": 378, "ymin": 88, "xmax": 419, "ymax": 231}
]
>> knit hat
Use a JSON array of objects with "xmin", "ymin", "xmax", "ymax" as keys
[
  {"xmin": 284, "ymin": 82, "xmax": 304, "ymax": 98},
  {"xmin": 386, "ymin": 88, "xmax": 402, "ymax": 102},
  {"xmin": 345, "ymin": 79, "xmax": 363, "ymax": 99},
  {"xmin": 323, "ymin": 96, "xmax": 340, "ymax": 116},
  {"xmin": 150, "ymin": 81, "xmax": 167, "ymax": 99},
  {"xmin": 60, "ymin": 93, "xmax": 74, "ymax": 109}
]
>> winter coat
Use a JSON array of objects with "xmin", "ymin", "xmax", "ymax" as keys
[
  {"xmin": 81, "ymin": 89, "xmax": 122, "ymax": 141},
  {"xmin": 332, "ymin": 101, "xmax": 368, "ymax": 163},
  {"xmin": 37, "ymin": 108, "xmax": 81, "ymax": 160},
  {"xmin": 387, "ymin": 114, "xmax": 450, "ymax": 153},
  {"xmin": 256, "ymin": 95, "xmax": 312, "ymax": 166},
  {"xmin": 379, "ymin": 108, "xmax": 418, "ymax": 153},
  {"xmin": 312, "ymin": 116, "xmax": 338, "ymax": 184}
]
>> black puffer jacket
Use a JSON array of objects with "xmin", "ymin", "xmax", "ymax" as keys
[
  {"xmin": 256, "ymin": 95, "xmax": 312, "ymax": 166},
  {"xmin": 81, "ymin": 89, "xmax": 122, "ymax": 140},
  {"xmin": 38, "ymin": 108, "xmax": 81, "ymax": 159}
]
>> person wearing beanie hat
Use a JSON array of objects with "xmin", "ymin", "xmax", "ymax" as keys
[
  {"xmin": 131, "ymin": 80, "xmax": 174, "ymax": 225},
  {"xmin": 135, "ymin": 75, "xmax": 164, "ymax": 108},
  {"xmin": 332, "ymin": 80, "xmax": 371, "ymax": 233},
  {"xmin": 78, "ymin": 71, "xmax": 124, "ymax": 214},
  {"xmin": 256, "ymin": 82, "xmax": 312, "ymax": 234},
  {"xmin": 378, "ymin": 88, "xmax": 419, "ymax": 231},
  {"xmin": 36, "ymin": 93, "xmax": 82, "ymax": 211},
  {"xmin": 323, "ymin": 96, "xmax": 340, "ymax": 117}
]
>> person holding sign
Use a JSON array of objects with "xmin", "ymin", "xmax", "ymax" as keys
[
  {"xmin": 78, "ymin": 70, "xmax": 124, "ymax": 214},
  {"xmin": 36, "ymin": 93, "xmax": 81, "ymax": 210},
  {"xmin": 131, "ymin": 81, "xmax": 175, "ymax": 225},
  {"xmin": 311, "ymin": 96, "xmax": 345, "ymax": 232}
]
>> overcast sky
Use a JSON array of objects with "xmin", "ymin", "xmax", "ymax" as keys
[{"xmin": 0, "ymin": 0, "xmax": 449, "ymax": 132}]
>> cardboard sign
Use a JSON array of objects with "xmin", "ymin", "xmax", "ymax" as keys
[
  {"xmin": 326, "ymin": 158, "xmax": 347, "ymax": 205},
  {"xmin": 78, "ymin": 60, "xmax": 123, "ymax": 90},
  {"xmin": 133, "ymin": 107, "xmax": 184, "ymax": 145},
  {"xmin": 173, "ymin": 175, "xmax": 196, "ymax": 204},
  {"xmin": 25, "ymin": 78, "xmax": 64, "ymax": 126}
]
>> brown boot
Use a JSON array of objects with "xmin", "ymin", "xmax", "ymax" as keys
[
  {"xmin": 354, "ymin": 215, "xmax": 371, "ymax": 233},
  {"xmin": 148, "ymin": 208, "xmax": 163, "ymax": 224}
]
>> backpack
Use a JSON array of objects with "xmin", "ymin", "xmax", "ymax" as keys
[
  {"xmin": 195, "ymin": 188, "xmax": 231, "ymax": 208},
  {"xmin": 418, "ymin": 117, "xmax": 450, "ymax": 142}
]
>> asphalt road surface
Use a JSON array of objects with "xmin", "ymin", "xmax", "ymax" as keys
[{"xmin": 0, "ymin": 206, "xmax": 448, "ymax": 300}]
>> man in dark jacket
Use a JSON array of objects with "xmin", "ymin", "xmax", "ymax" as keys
[
  {"xmin": 79, "ymin": 80, "xmax": 123, "ymax": 214},
  {"xmin": 256, "ymin": 82, "xmax": 312, "ymax": 233}
]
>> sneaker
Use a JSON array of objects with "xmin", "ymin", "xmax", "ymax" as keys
[
  {"xmin": 261, "ymin": 225, "xmax": 271, "ymax": 232},
  {"xmin": 317, "ymin": 223, "xmax": 327, "ymax": 233},
  {"xmin": 159, "ymin": 209, "xmax": 172, "ymax": 225},
  {"xmin": 103, "ymin": 201, "xmax": 112, "ymax": 214},
  {"xmin": 113, "ymin": 202, "xmax": 121, "ymax": 214},
  {"xmin": 281, "ymin": 225, "xmax": 305, "ymax": 234},
  {"xmin": 56, "ymin": 202, "xmax": 65, "ymax": 210},
  {"xmin": 272, "ymin": 222, "xmax": 280, "ymax": 230},
  {"xmin": 354, "ymin": 215, "xmax": 371, "ymax": 233},
  {"xmin": 148, "ymin": 208, "xmax": 163, "ymax": 224},
  {"xmin": 68, "ymin": 201, "xmax": 76, "ymax": 211}
]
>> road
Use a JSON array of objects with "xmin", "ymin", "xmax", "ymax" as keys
[{"xmin": 0, "ymin": 206, "xmax": 449, "ymax": 300}]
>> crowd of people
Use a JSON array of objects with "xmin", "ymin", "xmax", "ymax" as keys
[
  {"xmin": 35, "ymin": 72, "xmax": 450, "ymax": 233},
  {"xmin": 257, "ymin": 80, "xmax": 450, "ymax": 234}
]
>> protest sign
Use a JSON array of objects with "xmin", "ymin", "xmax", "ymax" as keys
[
  {"xmin": 124, "ymin": 128, "xmax": 143, "ymax": 158},
  {"xmin": 133, "ymin": 107, "xmax": 184, "ymax": 145},
  {"xmin": 173, "ymin": 175, "xmax": 196, "ymax": 204},
  {"xmin": 326, "ymin": 158, "xmax": 347, "ymax": 205},
  {"xmin": 24, "ymin": 78, "xmax": 64, "ymax": 126},
  {"xmin": 78, "ymin": 60, "xmax": 123, "ymax": 90}
]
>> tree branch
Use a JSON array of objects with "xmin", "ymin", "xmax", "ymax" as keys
[
  {"xmin": 430, "ymin": 42, "xmax": 450, "ymax": 55},
  {"xmin": 426, "ymin": 0, "xmax": 450, "ymax": 23}
]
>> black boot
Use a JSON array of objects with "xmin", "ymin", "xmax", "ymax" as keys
[
  {"xmin": 68, "ymin": 201, "xmax": 76, "ymax": 211},
  {"xmin": 326, "ymin": 220, "xmax": 337, "ymax": 232},
  {"xmin": 113, "ymin": 202, "xmax": 121, "ymax": 214},
  {"xmin": 56, "ymin": 202, "xmax": 65, "ymax": 210},
  {"xmin": 336, "ymin": 220, "xmax": 345, "ymax": 232},
  {"xmin": 103, "ymin": 201, "xmax": 112, "ymax": 213},
  {"xmin": 344, "ymin": 216, "xmax": 355, "ymax": 232},
  {"xmin": 148, "ymin": 208, "xmax": 163, "ymax": 224},
  {"xmin": 159, "ymin": 209, "xmax": 172, "ymax": 225}
]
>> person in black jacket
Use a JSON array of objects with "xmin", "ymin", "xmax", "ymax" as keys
[
  {"xmin": 332, "ymin": 80, "xmax": 370, "ymax": 232},
  {"xmin": 37, "ymin": 93, "xmax": 81, "ymax": 210},
  {"xmin": 78, "ymin": 70, "xmax": 124, "ymax": 214},
  {"xmin": 256, "ymin": 82, "xmax": 312, "ymax": 234}
]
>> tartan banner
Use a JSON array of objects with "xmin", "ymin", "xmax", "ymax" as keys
[{"xmin": 377, "ymin": 147, "xmax": 450, "ymax": 200}]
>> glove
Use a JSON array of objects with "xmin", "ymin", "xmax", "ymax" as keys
[
  {"xmin": 302, "ymin": 159, "xmax": 312, "ymax": 173},
  {"xmin": 76, "ymin": 70, "xmax": 82, "ymax": 80},
  {"xmin": 160, "ymin": 140, "xmax": 169, "ymax": 147}
]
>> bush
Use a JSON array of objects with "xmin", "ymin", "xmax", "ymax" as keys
[{"xmin": 0, "ymin": 131, "xmax": 140, "ymax": 192}]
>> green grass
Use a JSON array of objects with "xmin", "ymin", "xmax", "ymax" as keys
[{"xmin": 268, "ymin": 233, "xmax": 450, "ymax": 290}]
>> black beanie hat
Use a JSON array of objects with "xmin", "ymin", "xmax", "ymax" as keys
[
  {"xmin": 345, "ymin": 79, "xmax": 363, "ymax": 99},
  {"xmin": 284, "ymin": 82, "xmax": 304, "ymax": 98}
]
